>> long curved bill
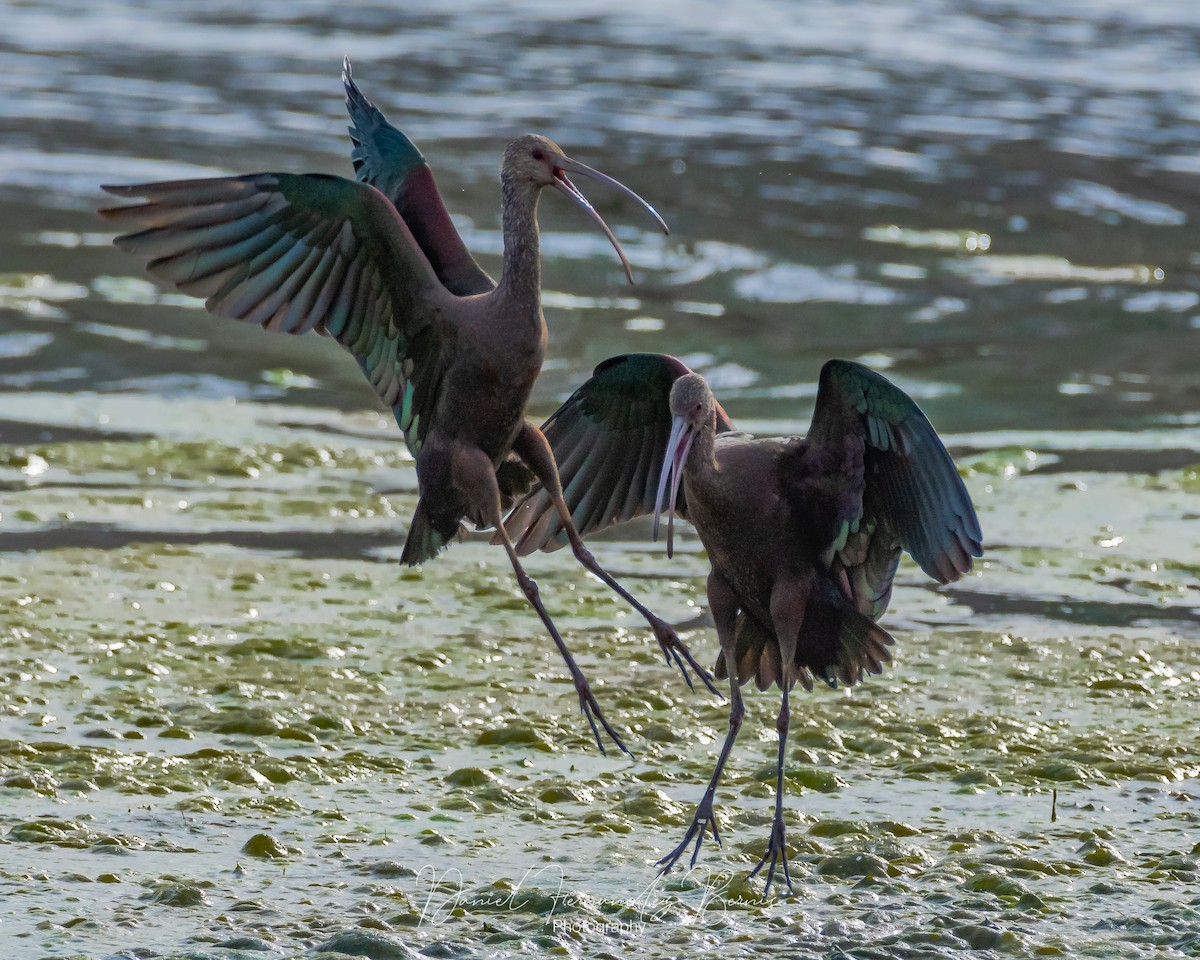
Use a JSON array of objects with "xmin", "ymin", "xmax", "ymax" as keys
[
  {"xmin": 552, "ymin": 154, "xmax": 669, "ymax": 285},
  {"xmin": 652, "ymin": 415, "xmax": 695, "ymax": 559}
]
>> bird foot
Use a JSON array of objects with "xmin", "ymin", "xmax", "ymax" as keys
[
  {"xmin": 570, "ymin": 671, "xmax": 633, "ymax": 759},
  {"xmin": 652, "ymin": 621, "xmax": 723, "ymax": 699},
  {"xmin": 656, "ymin": 794, "xmax": 721, "ymax": 877},
  {"xmin": 747, "ymin": 813, "xmax": 794, "ymax": 896}
]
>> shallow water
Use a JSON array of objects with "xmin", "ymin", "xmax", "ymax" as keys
[{"xmin": 2, "ymin": 2, "xmax": 1199, "ymax": 959}]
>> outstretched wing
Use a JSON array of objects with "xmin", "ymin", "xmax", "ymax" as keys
[
  {"xmin": 100, "ymin": 173, "xmax": 454, "ymax": 455},
  {"xmin": 504, "ymin": 353, "xmax": 734, "ymax": 554},
  {"xmin": 787, "ymin": 359, "xmax": 982, "ymax": 616},
  {"xmin": 343, "ymin": 59, "xmax": 494, "ymax": 297}
]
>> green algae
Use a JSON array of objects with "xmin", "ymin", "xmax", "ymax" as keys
[
  {"xmin": 2, "ymin": 400, "xmax": 1199, "ymax": 959},
  {"xmin": 2, "ymin": 437, "xmax": 411, "ymax": 482}
]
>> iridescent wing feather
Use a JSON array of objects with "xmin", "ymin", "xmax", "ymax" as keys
[
  {"xmin": 504, "ymin": 353, "xmax": 734, "ymax": 554},
  {"xmin": 343, "ymin": 59, "xmax": 494, "ymax": 298},
  {"xmin": 788, "ymin": 359, "xmax": 983, "ymax": 617},
  {"xmin": 100, "ymin": 172, "xmax": 453, "ymax": 456}
]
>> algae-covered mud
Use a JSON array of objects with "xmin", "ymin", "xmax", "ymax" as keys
[
  {"xmin": 2, "ymin": 401, "xmax": 1198, "ymax": 959},
  {"xmin": 3, "ymin": 1, "xmax": 1200, "ymax": 958}
]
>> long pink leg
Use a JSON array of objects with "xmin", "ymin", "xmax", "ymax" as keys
[
  {"xmin": 748, "ymin": 583, "xmax": 806, "ymax": 895},
  {"xmin": 460, "ymin": 442, "xmax": 631, "ymax": 757},
  {"xmin": 514, "ymin": 424, "xmax": 720, "ymax": 697},
  {"xmin": 658, "ymin": 572, "xmax": 743, "ymax": 875}
]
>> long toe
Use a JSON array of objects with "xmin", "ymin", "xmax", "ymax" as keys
[
  {"xmin": 575, "ymin": 682, "xmax": 632, "ymax": 758},
  {"xmin": 658, "ymin": 796, "xmax": 720, "ymax": 875},
  {"xmin": 579, "ymin": 697, "xmax": 608, "ymax": 756},
  {"xmin": 749, "ymin": 818, "xmax": 794, "ymax": 896},
  {"xmin": 657, "ymin": 823, "xmax": 701, "ymax": 876},
  {"xmin": 656, "ymin": 625, "xmax": 723, "ymax": 698}
]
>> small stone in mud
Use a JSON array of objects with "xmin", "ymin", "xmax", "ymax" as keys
[
  {"xmin": 313, "ymin": 928, "xmax": 419, "ymax": 958},
  {"xmin": 143, "ymin": 878, "xmax": 212, "ymax": 907},
  {"xmin": 445, "ymin": 766, "xmax": 499, "ymax": 787},
  {"xmin": 241, "ymin": 833, "xmax": 299, "ymax": 859}
]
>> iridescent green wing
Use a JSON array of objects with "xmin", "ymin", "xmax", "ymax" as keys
[
  {"xmin": 505, "ymin": 353, "xmax": 734, "ymax": 554},
  {"xmin": 100, "ymin": 172, "xmax": 453, "ymax": 455},
  {"xmin": 343, "ymin": 59, "xmax": 494, "ymax": 297},
  {"xmin": 789, "ymin": 359, "xmax": 983, "ymax": 615}
]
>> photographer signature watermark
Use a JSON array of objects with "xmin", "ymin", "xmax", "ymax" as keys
[{"xmin": 414, "ymin": 861, "xmax": 763, "ymax": 932}]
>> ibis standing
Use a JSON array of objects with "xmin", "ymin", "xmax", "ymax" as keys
[
  {"xmin": 504, "ymin": 354, "xmax": 983, "ymax": 891},
  {"xmin": 100, "ymin": 62, "xmax": 713, "ymax": 756}
]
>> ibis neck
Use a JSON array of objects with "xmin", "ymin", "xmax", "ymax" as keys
[
  {"xmin": 497, "ymin": 177, "xmax": 542, "ymax": 311},
  {"xmin": 685, "ymin": 417, "xmax": 718, "ymax": 480}
]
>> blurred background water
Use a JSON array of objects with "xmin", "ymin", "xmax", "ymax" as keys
[
  {"xmin": 2, "ymin": 3, "xmax": 1199, "ymax": 959},
  {"xmin": 3, "ymin": 0, "xmax": 1198, "ymax": 437}
]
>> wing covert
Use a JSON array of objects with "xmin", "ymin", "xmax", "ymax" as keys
[
  {"xmin": 100, "ymin": 172, "xmax": 452, "ymax": 454},
  {"xmin": 794, "ymin": 359, "xmax": 983, "ymax": 597},
  {"xmin": 504, "ymin": 353, "xmax": 734, "ymax": 554},
  {"xmin": 343, "ymin": 59, "xmax": 494, "ymax": 297}
]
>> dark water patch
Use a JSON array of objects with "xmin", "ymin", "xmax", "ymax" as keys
[
  {"xmin": 943, "ymin": 587, "xmax": 1200, "ymax": 631},
  {"xmin": 275, "ymin": 420, "xmax": 400, "ymax": 444},
  {"xmin": 1027, "ymin": 448, "xmax": 1200, "ymax": 476},
  {"xmin": 0, "ymin": 419, "xmax": 153, "ymax": 446},
  {"xmin": 0, "ymin": 523, "xmax": 404, "ymax": 561}
]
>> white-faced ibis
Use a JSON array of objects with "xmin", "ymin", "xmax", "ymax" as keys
[
  {"xmin": 503, "ymin": 354, "xmax": 983, "ymax": 891},
  {"xmin": 98, "ymin": 61, "xmax": 711, "ymax": 757}
]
